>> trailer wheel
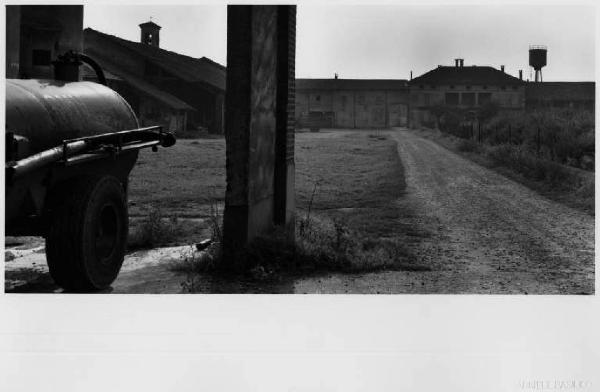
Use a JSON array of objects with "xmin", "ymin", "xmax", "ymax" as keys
[{"xmin": 45, "ymin": 176, "xmax": 128, "ymax": 292}]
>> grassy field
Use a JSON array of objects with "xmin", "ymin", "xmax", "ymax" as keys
[
  {"xmin": 127, "ymin": 130, "xmax": 411, "ymax": 255},
  {"xmin": 129, "ymin": 138, "xmax": 226, "ymax": 218}
]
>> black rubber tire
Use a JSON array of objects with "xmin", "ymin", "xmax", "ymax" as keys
[{"xmin": 45, "ymin": 176, "xmax": 128, "ymax": 292}]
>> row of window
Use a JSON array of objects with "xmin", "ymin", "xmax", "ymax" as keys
[
  {"xmin": 445, "ymin": 92, "xmax": 492, "ymax": 106},
  {"xmin": 419, "ymin": 84, "xmax": 519, "ymax": 91},
  {"xmin": 310, "ymin": 94, "xmax": 385, "ymax": 106}
]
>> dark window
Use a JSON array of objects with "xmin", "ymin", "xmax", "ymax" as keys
[
  {"xmin": 483, "ymin": 85, "xmax": 488, "ymax": 90},
  {"xmin": 478, "ymin": 92, "xmax": 492, "ymax": 105},
  {"xmin": 430, "ymin": 85, "xmax": 435, "ymax": 89},
  {"xmin": 501, "ymin": 86, "xmax": 506, "ymax": 90},
  {"xmin": 419, "ymin": 85, "xmax": 424, "ymax": 89},
  {"xmin": 445, "ymin": 92, "xmax": 459, "ymax": 105},
  {"xmin": 450, "ymin": 85, "xmax": 455, "ymax": 89},
  {"xmin": 512, "ymin": 85, "xmax": 518, "ymax": 90},
  {"xmin": 32, "ymin": 50, "xmax": 51, "ymax": 66},
  {"xmin": 466, "ymin": 85, "xmax": 472, "ymax": 90},
  {"xmin": 462, "ymin": 92, "xmax": 476, "ymax": 106},
  {"xmin": 316, "ymin": 95, "xmax": 321, "ymax": 102}
]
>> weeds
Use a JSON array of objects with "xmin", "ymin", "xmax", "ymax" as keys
[
  {"xmin": 128, "ymin": 207, "xmax": 180, "ymax": 249},
  {"xmin": 298, "ymin": 181, "xmax": 318, "ymax": 236},
  {"xmin": 485, "ymin": 144, "xmax": 583, "ymax": 188},
  {"xmin": 207, "ymin": 196, "xmax": 223, "ymax": 242},
  {"xmin": 172, "ymin": 243, "xmax": 220, "ymax": 272},
  {"xmin": 237, "ymin": 212, "xmax": 428, "ymax": 281},
  {"xmin": 457, "ymin": 139, "xmax": 480, "ymax": 153},
  {"xmin": 173, "ymin": 204, "xmax": 427, "ymax": 288},
  {"xmin": 170, "ymin": 190, "xmax": 224, "ymax": 286},
  {"xmin": 295, "ymin": 215, "xmax": 420, "ymax": 273},
  {"xmin": 439, "ymin": 107, "xmax": 594, "ymax": 170}
]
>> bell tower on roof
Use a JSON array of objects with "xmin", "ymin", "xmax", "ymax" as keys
[{"xmin": 139, "ymin": 20, "xmax": 161, "ymax": 47}]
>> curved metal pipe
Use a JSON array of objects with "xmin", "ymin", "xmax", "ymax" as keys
[
  {"xmin": 78, "ymin": 53, "xmax": 107, "ymax": 86},
  {"xmin": 52, "ymin": 51, "xmax": 108, "ymax": 85}
]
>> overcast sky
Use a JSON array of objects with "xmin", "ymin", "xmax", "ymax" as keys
[{"xmin": 84, "ymin": 4, "xmax": 596, "ymax": 82}]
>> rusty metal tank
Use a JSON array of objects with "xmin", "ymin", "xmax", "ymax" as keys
[{"xmin": 5, "ymin": 79, "xmax": 138, "ymax": 157}]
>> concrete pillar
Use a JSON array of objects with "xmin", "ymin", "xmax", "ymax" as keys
[
  {"xmin": 213, "ymin": 92, "xmax": 225, "ymax": 134},
  {"xmin": 273, "ymin": 5, "xmax": 296, "ymax": 236},
  {"xmin": 222, "ymin": 5, "xmax": 296, "ymax": 266}
]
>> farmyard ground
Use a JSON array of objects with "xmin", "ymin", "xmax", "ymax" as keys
[{"xmin": 5, "ymin": 129, "xmax": 594, "ymax": 293}]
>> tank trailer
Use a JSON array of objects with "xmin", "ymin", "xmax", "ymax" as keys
[{"xmin": 5, "ymin": 52, "xmax": 176, "ymax": 291}]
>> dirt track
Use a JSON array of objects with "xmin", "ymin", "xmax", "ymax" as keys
[{"xmin": 295, "ymin": 129, "xmax": 595, "ymax": 294}]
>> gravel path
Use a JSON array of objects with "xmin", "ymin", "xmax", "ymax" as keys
[{"xmin": 294, "ymin": 129, "xmax": 594, "ymax": 294}]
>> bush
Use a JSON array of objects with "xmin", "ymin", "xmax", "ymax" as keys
[
  {"xmin": 486, "ymin": 144, "xmax": 577, "ymax": 187},
  {"xmin": 438, "ymin": 107, "xmax": 465, "ymax": 136},
  {"xmin": 457, "ymin": 139, "xmax": 479, "ymax": 153},
  {"xmin": 484, "ymin": 108, "xmax": 595, "ymax": 169}
]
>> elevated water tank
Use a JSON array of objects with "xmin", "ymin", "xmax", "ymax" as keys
[{"xmin": 529, "ymin": 45, "xmax": 547, "ymax": 82}]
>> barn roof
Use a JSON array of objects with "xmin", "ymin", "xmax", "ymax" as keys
[
  {"xmin": 117, "ymin": 74, "xmax": 196, "ymax": 111},
  {"xmin": 82, "ymin": 59, "xmax": 195, "ymax": 111},
  {"xmin": 410, "ymin": 65, "xmax": 523, "ymax": 86},
  {"xmin": 525, "ymin": 82, "xmax": 595, "ymax": 101},
  {"xmin": 296, "ymin": 78, "xmax": 408, "ymax": 91},
  {"xmin": 84, "ymin": 28, "xmax": 225, "ymax": 91}
]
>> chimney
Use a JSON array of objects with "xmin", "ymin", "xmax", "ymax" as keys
[
  {"xmin": 501, "ymin": 65, "xmax": 505, "ymax": 72},
  {"xmin": 454, "ymin": 59, "xmax": 459, "ymax": 67},
  {"xmin": 459, "ymin": 59, "xmax": 464, "ymax": 67},
  {"xmin": 139, "ymin": 20, "xmax": 161, "ymax": 47},
  {"xmin": 334, "ymin": 73, "xmax": 338, "ymax": 79},
  {"xmin": 519, "ymin": 70, "xmax": 523, "ymax": 80},
  {"xmin": 410, "ymin": 70, "xmax": 413, "ymax": 80}
]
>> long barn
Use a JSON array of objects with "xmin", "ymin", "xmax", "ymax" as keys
[{"xmin": 295, "ymin": 78, "xmax": 409, "ymax": 129}]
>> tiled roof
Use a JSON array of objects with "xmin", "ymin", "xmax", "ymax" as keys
[
  {"xmin": 410, "ymin": 65, "xmax": 523, "ymax": 86},
  {"xmin": 296, "ymin": 78, "xmax": 408, "ymax": 91},
  {"xmin": 118, "ymin": 75, "xmax": 196, "ymax": 111},
  {"xmin": 82, "ymin": 56, "xmax": 195, "ymax": 111},
  {"xmin": 84, "ymin": 28, "xmax": 225, "ymax": 90},
  {"xmin": 139, "ymin": 21, "xmax": 161, "ymax": 29},
  {"xmin": 525, "ymin": 82, "xmax": 595, "ymax": 101}
]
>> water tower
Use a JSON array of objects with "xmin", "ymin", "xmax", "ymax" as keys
[{"xmin": 529, "ymin": 45, "xmax": 547, "ymax": 82}]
